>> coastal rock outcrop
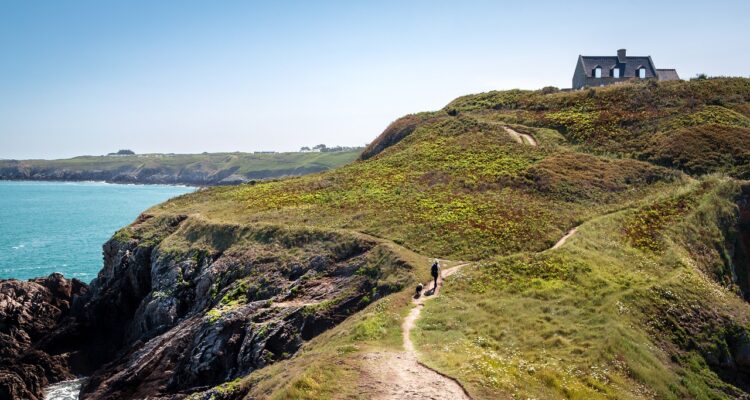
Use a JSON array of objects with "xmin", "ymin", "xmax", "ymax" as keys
[
  {"xmin": 0, "ymin": 273, "xmax": 87, "ymax": 400},
  {"xmin": 21, "ymin": 214, "xmax": 411, "ymax": 399}
]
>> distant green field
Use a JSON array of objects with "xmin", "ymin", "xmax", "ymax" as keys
[{"xmin": 0, "ymin": 150, "xmax": 362, "ymax": 185}]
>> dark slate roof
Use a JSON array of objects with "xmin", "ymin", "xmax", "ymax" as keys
[
  {"xmin": 656, "ymin": 69, "xmax": 680, "ymax": 81},
  {"xmin": 578, "ymin": 55, "xmax": 657, "ymax": 78}
]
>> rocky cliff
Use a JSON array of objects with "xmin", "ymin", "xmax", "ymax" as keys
[
  {"xmin": 7, "ymin": 213, "xmax": 414, "ymax": 399},
  {"xmin": 0, "ymin": 274, "xmax": 87, "ymax": 400}
]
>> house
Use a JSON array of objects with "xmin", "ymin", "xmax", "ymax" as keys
[{"xmin": 572, "ymin": 49, "xmax": 679, "ymax": 89}]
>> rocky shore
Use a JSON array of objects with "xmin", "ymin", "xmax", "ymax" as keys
[
  {"xmin": 0, "ymin": 213, "xmax": 410, "ymax": 399},
  {"xmin": 0, "ymin": 274, "xmax": 87, "ymax": 400}
]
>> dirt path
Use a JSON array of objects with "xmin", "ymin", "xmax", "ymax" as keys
[
  {"xmin": 360, "ymin": 222, "xmax": 581, "ymax": 398},
  {"xmin": 361, "ymin": 263, "xmax": 472, "ymax": 400},
  {"xmin": 402, "ymin": 264, "xmax": 464, "ymax": 353},
  {"xmin": 503, "ymin": 126, "xmax": 538, "ymax": 146},
  {"xmin": 551, "ymin": 227, "xmax": 578, "ymax": 250}
]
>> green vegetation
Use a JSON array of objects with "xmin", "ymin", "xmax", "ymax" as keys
[
  {"xmin": 443, "ymin": 78, "xmax": 750, "ymax": 177},
  {"xmin": 416, "ymin": 179, "xmax": 750, "ymax": 399},
  {"xmin": 0, "ymin": 150, "xmax": 361, "ymax": 185},
  {"xmin": 157, "ymin": 115, "xmax": 679, "ymax": 261},
  {"xmin": 120, "ymin": 78, "xmax": 750, "ymax": 398}
]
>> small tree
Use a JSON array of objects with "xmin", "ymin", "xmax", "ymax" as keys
[
  {"xmin": 116, "ymin": 149, "xmax": 135, "ymax": 155},
  {"xmin": 300, "ymin": 146, "xmax": 310, "ymax": 152}
]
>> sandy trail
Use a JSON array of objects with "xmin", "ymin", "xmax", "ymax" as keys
[
  {"xmin": 551, "ymin": 227, "xmax": 578, "ymax": 250},
  {"xmin": 361, "ymin": 263, "xmax": 471, "ymax": 400},
  {"xmin": 503, "ymin": 126, "xmax": 538, "ymax": 146}
]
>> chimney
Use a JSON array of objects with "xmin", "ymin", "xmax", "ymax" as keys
[{"xmin": 617, "ymin": 49, "xmax": 627, "ymax": 63}]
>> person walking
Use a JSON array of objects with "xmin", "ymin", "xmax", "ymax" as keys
[{"xmin": 431, "ymin": 259, "xmax": 440, "ymax": 292}]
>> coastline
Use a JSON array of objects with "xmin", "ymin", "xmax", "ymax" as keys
[
  {"xmin": 0, "ymin": 177, "xmax": 203, "ymax": 188},
  {"xmin": 0, "ymin": 150, "xmax": 361, "ymax": 187},
  {"xmin": 0, "ymin": 178, "xmax": 198, "ymax": 188}
]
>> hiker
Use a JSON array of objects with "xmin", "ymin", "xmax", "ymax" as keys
[{"xmin": 431, "ymin": 259, "xmax": 440, "ymax": 290}]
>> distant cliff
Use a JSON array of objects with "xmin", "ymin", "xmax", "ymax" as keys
[{"xmin": 0, "ymin": 150, "xmax": 360, "ymax": 186}]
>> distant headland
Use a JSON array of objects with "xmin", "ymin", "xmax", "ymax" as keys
[{"xmin": 0, "ymin": 148, "xmax": 362, "ymax": 186}]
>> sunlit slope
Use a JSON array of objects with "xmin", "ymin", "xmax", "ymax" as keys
[
  {"xmin": 157, "ymin": 117, "xmax": 679, "ymax": 260},
  {"xmin": 146, "ymin": 78, "xmax": 750, "ymax": 400}
]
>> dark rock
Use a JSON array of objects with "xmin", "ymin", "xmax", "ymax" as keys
[
  {"xmin": 1, "ymin": 216, "xmax": 404, "ymax": 399},
  {"xmin": 0, "ymin": 274, "xmax": 88, "ymax": 400},
  {"xmin": 732, "ymin": 331, "xmax": 750, "ymax": 369}
]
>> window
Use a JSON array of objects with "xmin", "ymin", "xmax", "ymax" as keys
[
  {"xmin": 638, "ymin": 68, "xmax": 646, "ymax": 79},
  {"xmin": 612, "ymin": 68, "xmax": 620, "ymax": 78},
  {"xmin": 594, "ymin": 67, "xmax": 602, "ymax": 78}
]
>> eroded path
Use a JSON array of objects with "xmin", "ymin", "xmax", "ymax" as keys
[
  {"xmin": 551, "ymin": 227, "xmax": 578, "ymax": 250},
  {"xmin": 361, "ymin": 263, "xmax": 471, "ymax": 400},
  {"xmin": 503, "ymin": 126, "xmax": 538, "ymax": 146}
]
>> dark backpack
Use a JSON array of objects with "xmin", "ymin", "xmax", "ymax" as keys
[{"xmin": 431, "ymin": 262, "xmax": 439, "ymax": 277}]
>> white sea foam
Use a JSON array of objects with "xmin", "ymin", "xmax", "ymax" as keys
[{"xmin": 44, "ymin": 378, "xmax": 84, "ymax": 400}]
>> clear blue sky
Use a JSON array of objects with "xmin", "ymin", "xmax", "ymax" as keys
[{"xmin": 1, "ymin": 0, "xmax": 748, "ymax": 159}]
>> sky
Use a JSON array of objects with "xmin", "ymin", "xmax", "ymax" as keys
[{"xmin": 1, "ymin": 0, "xmax": 749, "ymax": 159}]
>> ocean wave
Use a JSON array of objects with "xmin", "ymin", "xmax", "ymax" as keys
[{"xmin": 44, "ymin": 378, "xmax": 84, "ymax": 400}]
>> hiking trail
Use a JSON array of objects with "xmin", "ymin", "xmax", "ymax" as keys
[
  {"xmin": 360, "ymin": 263, "xmax": 472, "ymax": 400},
  {"xmin": 360, "ymin": 226, "xmax": 581, "ymax": 398},
  {"xmin": 551, "ymin": 227, "xmax": 578, "ymax": 250},
  {"xmin": 503, "ymin": 126, "xmax": 538, "ymax": 146}
]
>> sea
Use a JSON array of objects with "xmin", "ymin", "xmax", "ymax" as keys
[{"xmin": 0, "ymin": 181, "xmax": 194, "ymax": 282}]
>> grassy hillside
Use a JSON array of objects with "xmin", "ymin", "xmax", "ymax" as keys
[
  {"xmin": 127, "ymin": 78, "xmax": 750, "ymax": 399},
  {"xmin": 160, "ymin": 120, "xmax": 679, "ymax": 260},
  {"xmin": 443, "ymin": 78, "xmax": 750, "ymax": 178},
  {"xmin": 416, "ymin": 179, "xmax": 750, "ymax": 399},
  {"xmin": 0, "ymin": 150, "xmax": 360, "ymax": 185}
]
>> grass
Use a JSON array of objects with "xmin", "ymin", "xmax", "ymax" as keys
[
  {"xmin": 644, "ymin": 124, "xmax": 750, "ymax": 178},
  {"xmin": 153, "ymin": 113, "xmax": 680, "ymax": 261},
  {"xmin": 414, "ymin": 178, "xmax": 750, "ymax": 399},
  {"xmin": 440, "ymin": 77, "xmax": 750, "ymax": 177},
  {"xmin": 106, "ymin": 78, "xmax": 750, "ymax": 399}
]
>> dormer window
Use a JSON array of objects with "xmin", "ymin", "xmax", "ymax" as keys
[
  {"xmin": 637, "ymin": 67, "xmax": 646, "ymax": 79},
  {"xmin": 612, "ymin": 67, "xmax": 620, "ymax": 78},
  {"xmin": 594, "ymin": 67, "xmax": 602, "ymax": 78}
]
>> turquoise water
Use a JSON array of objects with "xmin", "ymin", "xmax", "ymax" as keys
[{"xmin": 0, "ymin": 181, "xmax": 194, "ymax": 281}]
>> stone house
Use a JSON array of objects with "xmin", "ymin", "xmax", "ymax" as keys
[{"xmin": 572, "ymin": 49, "xmax": 679, "ymax": 89}]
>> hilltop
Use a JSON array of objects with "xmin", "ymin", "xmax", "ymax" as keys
[
  {"xmin": 0, "ymin": 150, "xmax": 360, "ymax": 186},
  {"xmin": 2, "ymin": 78, "xmax": 750, "ymax": 400}
]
